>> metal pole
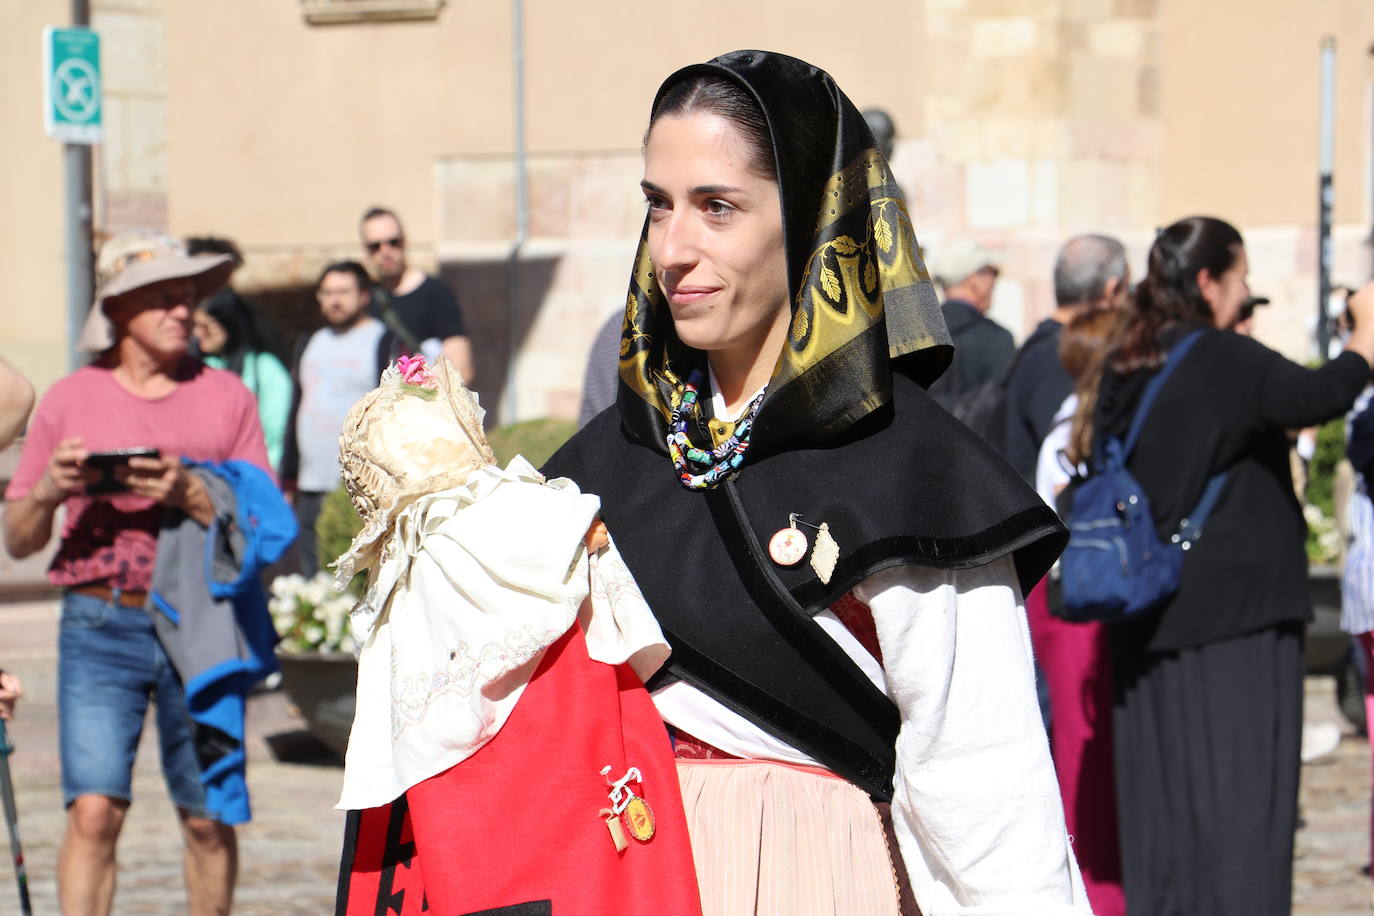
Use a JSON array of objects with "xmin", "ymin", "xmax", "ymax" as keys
[
  {"xmin": 1317, "ymin": 36, "xmax": 1336, "ymax": 360},
  {"xmin": 0, "ymin": 721, "xmax": 33, "ymax": 915},
  {"xmin": 65, "ymin": 0, "xmax": 94, "ymax": 371},
  {"xmin": 1368, "ymin": 66, "xmax": 1374, "ymax": 282},
  {"xmin": 503, "ymin": 0, "xmax": 529, "ymax": 426}
]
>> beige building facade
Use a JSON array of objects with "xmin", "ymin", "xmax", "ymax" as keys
[{"xmin": 4, "ymin": 0, "xmax": 1374, "ymax": 422}]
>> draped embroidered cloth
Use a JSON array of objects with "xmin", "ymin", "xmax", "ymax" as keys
[{"xmin": 337, "ymin": 456, "xmax": 670, "ymax": 810}]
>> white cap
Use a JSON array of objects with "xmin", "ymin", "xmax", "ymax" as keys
[{"xmin": 929, "ymin": 239, "xmax": 999, "ymax": 288}]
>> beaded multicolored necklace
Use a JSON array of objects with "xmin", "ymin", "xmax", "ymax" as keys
[{"xmin": 666, "ymin": 369, "xmax": 766, "ymax": 490}]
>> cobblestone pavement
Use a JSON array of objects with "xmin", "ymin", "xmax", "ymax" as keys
[
  {"xmin": 0, "ymin": 600, "xmax": 342, "ymax": 914},
  {"xmin": 1295, "ymin": 676, "xmax": 1372, "ymax": 915},
  {"xmin": 0, "ymin": 598, "xmax": 1369, "ymax": 914}
]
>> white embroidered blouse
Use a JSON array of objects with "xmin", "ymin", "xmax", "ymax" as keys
[
  {"xmin": 650, "ymin": 377, "xmax": 1095, "ymax": 915},
  {"xmin": 653, "ymin": 560, "xmax": 1093, "ymax": 916}
]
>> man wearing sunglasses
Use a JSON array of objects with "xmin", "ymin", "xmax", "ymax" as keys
[{"xmin": 360, "ymin": 207, "xmax": 474, "ymax": 383}]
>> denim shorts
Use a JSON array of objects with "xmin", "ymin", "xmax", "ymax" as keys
[{"xmin": 58, "ymin": 590, "xmax": 210, "ymax": 817}]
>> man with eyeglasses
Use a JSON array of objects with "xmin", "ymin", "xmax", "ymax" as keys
[
  {"xmin": 280, "ymin": 260, "xmax": 400, "ymax": 576},
  {"xmin": 359, "ymin": 207, "xmax": 474, "ymax": 383}
]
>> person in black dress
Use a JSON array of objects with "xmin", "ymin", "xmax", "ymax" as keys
[{"xmin": 1084, "ymin": 215, "xmax": 1374, "ymax": 915}]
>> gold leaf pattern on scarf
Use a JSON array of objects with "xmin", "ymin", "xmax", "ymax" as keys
[
  {"xmin": 820, "ymin": 265, "xmax": 841, "ymax": 301},
  {"xmin": 874, "ymin": 209, "xmax": 894, "ymax": 254},
  {"xmin": 811, "ymin": 523, "xmax": 839, "ymax": 585},
  {"xmin": 830, "ymin": 235, "xmax": 859, "ymax": 256},
  {"xmin": 793, "ymin": 302, "xmax": 811, "ymax": 342},
  {"xmin": 784, "ymin": 173, "xmax": 918, "ymax": 370}
]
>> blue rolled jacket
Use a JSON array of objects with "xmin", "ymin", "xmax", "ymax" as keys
[{"xmin": 147, "ymin": 460, "xmax": 297, "ymax": 825}]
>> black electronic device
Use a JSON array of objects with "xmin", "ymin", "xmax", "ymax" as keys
[{"xmin": 85, "ymin": 447, "xmax": 161, "ymax": 495}]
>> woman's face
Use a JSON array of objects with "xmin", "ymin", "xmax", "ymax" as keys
[
  {"xmin": 1199, "ymin": 245, "xmax": 1250, "ymax": 330},
  {"xmin": 193, "ymin": 307, "xmax": 229, "ymax": 355},
  {"xmin": 641, "ymin": 112, "xmax": 790, "ymax": 362}
]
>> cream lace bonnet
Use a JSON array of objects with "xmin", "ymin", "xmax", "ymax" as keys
[{"xmin": 332, "ymin": 357, "xmax": 495, "ymax": 584}]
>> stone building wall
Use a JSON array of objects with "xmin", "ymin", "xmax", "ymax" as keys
[
  {"xmin": 93, "ymin": 0, "xmax": 168, "ymax": 236},
  {"xmin": 3, "ymin": 0, "xmax": 1371, "ymax": 418},
  {"xmin": 0, "ymin": 0, "xmax": 78, "ymax": 393}
]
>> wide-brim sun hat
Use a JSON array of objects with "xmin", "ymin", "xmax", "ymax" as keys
[{"xmin": 78, "ymin": 232, "xmax": 236, "ymax": 352}]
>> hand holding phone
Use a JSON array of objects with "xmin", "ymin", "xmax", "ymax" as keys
[
  {"xmin": 86, "ymin": 447, "xmax": 162, "ymax": 495},
  {"xmin": 114, "ymin": 451, "xmax": 190, "ymax": 507},
  {"xmin": 32, "ymin": 437, "xmax": 99, "ymax": 505}
]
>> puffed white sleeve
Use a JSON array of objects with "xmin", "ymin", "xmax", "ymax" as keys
[{"xmin": 853, "ymin": 557, "xmax": 1094, "ymax": 916}]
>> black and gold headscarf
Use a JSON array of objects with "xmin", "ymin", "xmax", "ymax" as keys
[{"xmin": 617, "ymin": 50, "xmax": 952, "ymax": 462}]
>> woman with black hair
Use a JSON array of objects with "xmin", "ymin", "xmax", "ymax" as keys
[
  {"xmin": 1084, "ymin": 216, "xmax": 1374, "ymax": 914},
  {"xmin": 193, "ymin": 289, "xmax": 292, "ymax": 471},
  {"xmin": 546, "ymin": 51, "xmax": 1091, "ymax": 915}
]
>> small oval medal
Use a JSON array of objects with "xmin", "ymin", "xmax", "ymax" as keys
[
  {"xmin": 622, "ymin": 795, "xmax": 656, "ymax": 842},
  {"xmin": 768, "ymin": 527, "xmax": 809, "ymax": 566}
]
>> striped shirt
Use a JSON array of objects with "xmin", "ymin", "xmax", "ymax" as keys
[
  {"xmin": 1343, "ymin": 386, "xmax": 1374, "ymax": 635},
  {"xmin": 577, "ymin": 311, "xmax": 623, "ymax": 428}
]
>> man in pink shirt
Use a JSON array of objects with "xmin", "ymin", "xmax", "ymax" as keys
[{"xmin": 3, "ymin": 234, "xmax": 270, "ymax": 916}]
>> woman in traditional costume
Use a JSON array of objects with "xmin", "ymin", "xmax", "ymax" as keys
[{"xmin": 545, "ymin": 51, "xmax": 1093, "ymax": 915}]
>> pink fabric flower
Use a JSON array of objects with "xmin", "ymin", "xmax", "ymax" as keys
[{"xmin": 395, "ymin": 355, "xmax": 436, "ymax": 389}]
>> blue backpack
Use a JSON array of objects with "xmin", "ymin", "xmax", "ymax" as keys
[{"xmin": 1058, "ymin": 330, "xmax": 1229, "ymax": 622}]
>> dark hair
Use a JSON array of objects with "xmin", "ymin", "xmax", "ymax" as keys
[
  {"xmin": 1062, "ymin": 307, "xmax": 1129, "ymax": 467},
  {"xmin": 201, "ymin": 290, "xmax": 249, "ymax": 356},
  {"xmin": 1110, "ymin": 216, "xmax": 1243, "ymax": 372},
  {"xmin": 648, "ymin": 76, "xmax": 776, "ymax": 181},
  {"xmin": 195, "ymin": 287, "xmax": 289, "ymax": 376},
  {"xmin": 861, "ymin": 108, "xmax": 896, "ymax": 161},
  {"xmin": 360, "ymin": 207, "xmax": 404, "ymax": 234},
  {"xmin": 318, "ymin": 260, "xmax": 372, "ymax": 293},
  {"xmin": 1053, "ymin": 234, "xmax": 1127, "ymax": 307},
  {"xmin": 186, "ymin": 235, "xmax": 244, "ymax": 266}
]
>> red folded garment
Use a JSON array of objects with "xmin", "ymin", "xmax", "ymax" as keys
[{"xmin": 337, "ymin": 623, "xmax": 702, "ymax": 916}]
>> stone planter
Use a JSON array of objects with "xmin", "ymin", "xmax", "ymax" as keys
[
  {"xmin": 1306, "ymin": 564, "xmax": 1345, "ymax": 674},
  {"xmin": 276, "ymin": 651, "xmax": 357, "ymax": 757},
  {"xmin": 1307, "ymin": 563, "xmax": 1366, "ymax": 732}
]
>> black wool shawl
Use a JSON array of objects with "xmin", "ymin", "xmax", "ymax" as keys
[{"xmin": 544, "ymin": 372, "xmax": 1065, "ymax": 801}]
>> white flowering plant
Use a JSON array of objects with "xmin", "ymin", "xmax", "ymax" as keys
[
  {"xmin": 269, "ymin": 572, "xmax": 357, "ymax": 654},
  {"xmin": 1304, "ymin": 503, "xmax": 1342, "ymax": 568}
]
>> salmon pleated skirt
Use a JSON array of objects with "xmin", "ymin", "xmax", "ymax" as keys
[{"xmin": 676, "ymin": 758, "xmax": 912, "ymax": 916}]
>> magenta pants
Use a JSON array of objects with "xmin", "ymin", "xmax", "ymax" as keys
[
  {"xmin": 1361, "ymin": 631, "xmax": 1374, "ymax": 875},
  {"xmin": 1026, "ymin": 580, "xmax": 1125, "ymax": 916}
]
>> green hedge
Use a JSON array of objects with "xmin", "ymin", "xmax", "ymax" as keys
[
  {"xmin": 1306, "ymin": 416, "xmax": 1344, "ymax": 519},
  {"xmin": 316, "ymin": 485, "xmax": 365, "ymax": 592},
  {"xmin": 486, "ymin": 418, "xmax": 577, "ymax": 468}
]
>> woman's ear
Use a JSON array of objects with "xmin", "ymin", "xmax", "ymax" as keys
[{"xmin": 1195, "ymin": 267, "xmax": 1219, "ymax": 311}]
